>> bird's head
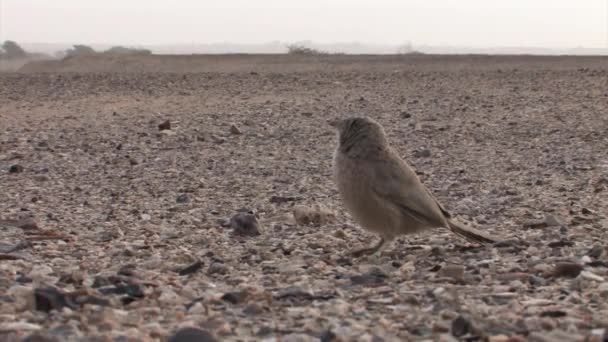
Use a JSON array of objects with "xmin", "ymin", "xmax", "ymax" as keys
[{"xmin": 328, "ymin": 116, "xmax": 387, "ymax": 156}]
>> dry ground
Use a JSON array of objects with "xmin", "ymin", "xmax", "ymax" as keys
[{"xmin": 1, "ymin": 54, "xmax": 608, "ymax": 341}]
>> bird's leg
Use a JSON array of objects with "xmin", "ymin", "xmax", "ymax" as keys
[{"xmin": 351, "ymin": 237, "xmax": 385, "ymax": 258}]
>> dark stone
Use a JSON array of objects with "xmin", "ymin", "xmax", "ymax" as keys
[
  {"xmin": 588, "ymin": 245, "xmax": 604, "ymax": 259},
  {"xmin": 413, "ymin": 149, "xmax": 431, "ymax": 158},
  {"xmin": 269, "ymin": 195, "xmax": 299, "ymax": 204},
  {"xmin": 176, "ymin": 194, "xmax": 190, "ymax": 204},
  {"xmin": 548, "ymin": 239, "xmax": 574, "ymax": 248},
  {"xmin": 320, "ymin": 330, "xmax": 337, "ymax": 342},
  {"xmin": 34, "ymin": 287, "xmax": 73, "ymax": 312},
  {"xmin": 22, "ymin": 333, "xmax": 61, "ymax": 342},
  {"xmin": 34, "ymin": 286, "xmax": 110, "ymax": 313},
  {"xmin": 167, "ymin": 327, "xmax": 217, "ymax": 342},
  {"xmin": 9, "ymin": 164, "xmax": 24, "ymax": 173},
  {"xmin": 221, "ymin": 290, "xmax": 249, "ymax": 304},
  {"xmin": 552, "ymin": 262, "xmax": 583, "ymax": 278},
  {"xmin": 178, "ymin": 261, "xmax": 204, "ymax": 276},
  {"xmin": 451, "ymin": 315, "xmax": 472, "ymax": 337},
  {"xmin": 158, "ymin": 120, "xmax": 171, "ymax": 131},
  {"xmin": 540, "ymin": 310, "xmax": 567, "ymax": 318},
  {"xmin": 229, "ymin": 212, "xmax": 261, "ymax": 236}
]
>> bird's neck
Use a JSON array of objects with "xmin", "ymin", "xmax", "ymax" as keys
[{"xmin": 340, "ymin": 133, "xmax": 387, "ymax": 159}]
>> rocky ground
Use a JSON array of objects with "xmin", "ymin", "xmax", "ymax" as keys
[{"xmin": 1, "ymin": 55, "xmax": 608, "ymax": 341}]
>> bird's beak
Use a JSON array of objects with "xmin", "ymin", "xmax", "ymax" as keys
[{"xmin": 327, "ymin": 119, "xmax": 340, "ymax": 128}]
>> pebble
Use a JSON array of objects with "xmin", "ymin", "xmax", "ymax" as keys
[
  {"xmin": 292, "ymin": 204, "xmax": 336, "ymax": 226},
  {"xmin": 9, "ymin": 164, "xmax": 24, "ymax": 173},
  {"xmin": 413, "ymin": 148, "xmax": 432, "ymax": 158},
  {"xmin": 451, "ymin": 315, "xmax": 472, "ymax": 337},
  {"xmin": 350, "ymin": 267, "xmax": 388, "ymax": 286},
  {"xmin": 438, "ymin": 264, "xmax": 465, "ymax": 282},
  {"xmin": 551, "ymin": 262, "xmax": 583, "ymax": 278},
  {"xmin": 207, "ymin": 262, "xmax": 229, "ymax": 275},
  {"xmin": 580, "ymin": 271, "xmax": 604, "ymax": 282},
  {"xmin": 28, "ymin": 265, "xmax": 54, "ymax": 279},
  {"xmin": 176, "ymin": 194, "xmax": 190, "ymax": 203},
  {"xmin": 229, "ymin": 124, "xmax": 242, "ymax": 135},
  {"xmin": 158, "ymin": 120, "xmax": 171, "ymax": 131},
  {"xmin": 597, "ymin": 283, "xmax": 608, "ymax": 298},
  {"xmin": 167, "ymin": 327, "xmax": 217, "ymax": 342},
  {"xmin": 229, "ymin": 212, "xmax": 261, "ymax": 236},
  {"xmin": 0, "ymin": 321, "xmax": 42, "ymax": 331},
  {"xmin": 158, "ymin": 289, "xmax": 182, "ymax": 305}
]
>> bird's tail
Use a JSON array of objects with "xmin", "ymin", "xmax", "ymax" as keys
[{"xmin": 447, "ymin": 219, "xmax": 498, "ymax": 245}]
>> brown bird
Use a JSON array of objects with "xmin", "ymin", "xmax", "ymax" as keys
[{"xmin": 330, "ymin": 116, "xmax": 497, "ymax": 257}]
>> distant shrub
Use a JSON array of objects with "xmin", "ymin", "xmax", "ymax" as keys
[
  {"xmin": 396, "ymin": 42, "xmax": 424, "ymax": 55},
  {"xmin": 65, "ymin": 44, "xmax": 96, "ymax": 57},
  {"xmin": 1, "ymin": 40, "xmax": 27, "ymax": 59},
  {"xmin": 286, "ymin": 44, "xmax": 326, "ymax": 56},
  {"xmin": 104, "ymin": 46, "xmax": 152, "ymax": 55}
]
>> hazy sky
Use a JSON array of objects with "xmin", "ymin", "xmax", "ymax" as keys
[{"xmin": 1, "ymin": 0, "xmax": 607, "ymax": 48}]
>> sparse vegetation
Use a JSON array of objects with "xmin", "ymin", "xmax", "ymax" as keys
[
  {"xmin": 65, "ymin": 44, "xmax": 96, "ymax": 57},
  {"xmin": 1, "ymin": 40, "xmax": 27, "ymax": 59},
  {"xmin": 286, "ymin": 44, "xmax": 326, "ymax": 56},
  {"xmin": 396, "ymin": 42, "xmax": 424, "ymax": 55},
  {"xmin": 104, "ymin": 46, "xmax": 152, "ymax": 55}
]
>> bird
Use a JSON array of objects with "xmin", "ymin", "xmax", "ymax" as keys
[{"xmin": 330, "ymin": 116, "xmax": 497, "ymax": 257}]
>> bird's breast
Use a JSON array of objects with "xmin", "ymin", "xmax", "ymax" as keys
[{"xmin": 333, "ymin": 151, "xmax": 400, "ymax": 236}]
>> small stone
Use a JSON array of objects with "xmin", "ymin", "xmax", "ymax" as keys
[
  {"xmin": 34, "ymin": 287, "xmax": 73, "ymax": 312},
  {"xmin": 451, "ymin": 315, "xmax": 472, "ymax": 337},
  {"xmin": 580, "ymin": 270, "xmax": 605, "ymax": 282},
  {"xmin": 547, "ymin": 239, "xmax": 573, "ymax": 248},
  {"xmin": 523, "ymin": 214, "xmax": 563, "ymax": 229},
  {"xmin": 207, "ymin": 262, "xmax": 228, "ymax": 275},
  {"xmin": 178, "ymin": 261, "xmax": 204, "ymax": 276},
  {"xmin": 0, "ymin": 322, "xmax": 42, "ymax": 331},
  {"xmin": 438, "ymin": 264, "xmax": 465, "ymax": 282},
  {"xmin": 319, "ymin": 329, "xmax": 337, "ymax": 342},
  {"xmin": 413, "ymin": 149, "xmax": 431, "ymax": 158},
  {"xmin": 350, "ymin": 267, "xmax": 387, "ymax": 286},
  {"xmin": 229, "ymin": 124, "xmax": 242, "ymax": 135},
  {"xmin": 28, "ymin": 265, "xmax": 54, "ymax": 279},
  {"xmin": 22, "ymin": 332, "xmax": 60, "ymax": 342},
  {"xmin": 158, "ymin": 120, "xmax": 171, "ymax": 131},
  {"xmin": 275, "ymin": 286, "xmax": 314, "ymax": 300},
  {"xmin": 597, "ymin": 283, "xmax": 608, "ymax": 298},
  {"xmin": 9, "ymin": 164, "xmax": 24, "ymax": 173},
  {"xmin": 243, "ymin": 303, "xmax": 264, "ymax": 315},
  {"xmin": 221, "ymin": 290, "xmax": 249, "ymax": 304},
  {"xmin": 269, "ymin": 195, "xmax": 300, "ymax": 204},
  {"xmin": 229, "ymin": 212, "xmax": 261, "ymax": 236},
  {"xmin": 544, "ymin": 214, "xmax": 563, "ymax": 227},
  {"xmin": 212, "ymin": 135, "xmax": 226, "ymax": 144},
  {"xmin": 168, "ymin": 327, "xmax": 217, "ymax": 342},
  {"xmin": 16, "ymin": 219, "xmax": 40, "ymax": 230},
  {"xmin": 176, "ymin": 194, "xmax": 190, "ymax": 204},
  {"xmin": 140, "ymin": 213, "xmax": 151, "ymax": 221},
  {"xmin": 539, "ymin": 310, "xmax": 567, "ymax": 318},
  {"xmin": 588, "ymin": 245, "xmax": 604, "ymax": 259},
  {"xmin": 551, "ymin": 262, "xmax": 583, "ymax": 278},
  {"xmin": 292, "ymin": 204, "xmax": 336, "ymax": 226}
]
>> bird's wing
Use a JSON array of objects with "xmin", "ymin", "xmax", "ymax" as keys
[{"xmin": 368, "ymin": 156, "xmax": 448, "ymax": 229}]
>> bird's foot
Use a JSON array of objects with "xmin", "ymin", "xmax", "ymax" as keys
[{"xmin": 350, "ymin": 237, "xmax": 386, "ymax": 258}]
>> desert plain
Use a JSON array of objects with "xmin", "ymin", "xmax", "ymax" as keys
[{"xmin": 1, "ymin": 54, "xmax": 608, "ymax": 341}]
